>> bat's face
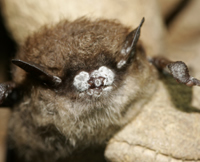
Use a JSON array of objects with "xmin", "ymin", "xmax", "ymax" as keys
[
  {"xmin": 7, "ymin": 18, "xmax": 158, "ymax": 155},
  {"xmin": 12, "ymin": 18, "xmax": 157, "ymax": 118}
]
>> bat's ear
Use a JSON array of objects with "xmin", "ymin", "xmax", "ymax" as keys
[
  {"xmin": 117, "ymin": 18, "xmax": 145, "ymax": 69},
  {"xmin": 121, "ymin": 17, "xmax": 144, "ymax": 57},
  {"xmin": 12, "ymin": 59, "xmax": 62, "ymax": 86}
]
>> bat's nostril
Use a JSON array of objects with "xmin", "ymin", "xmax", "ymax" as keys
[
  {"xmin": 94, "ymin": 79, "xmax": 101, "ymax": 87},
  {"xmin": 88, "ymin": 77, "xmax": 105, "ymax": 88}
]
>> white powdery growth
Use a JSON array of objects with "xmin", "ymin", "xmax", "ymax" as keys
[
  {"xmin": 117, "ymin": 60, "xmax": 126, "ymax": 69},
  {"xmin": 168, "ymin": 62, "xmax": 188, "ymax": 83},
  {"xmin": 103, "ymin": 86, "xmax": 113, "ymax": 92},
  {"xmin": 73, "ymin": 71, "xmax": 90, "ymax": 92},
  {"xmin": 91, "ymin": 66, "xmax": 115, "ymax": 86},
  {"xmin": 52, "ymin": 76, "xmax": 62, "ymax": 85},
  {"xmin": 73, "ymin": 66, "xmax": 115, "ymax": 93},
  {"xmin": 87, "ymin": 89, "xmax": 102, "ymax": 97}
]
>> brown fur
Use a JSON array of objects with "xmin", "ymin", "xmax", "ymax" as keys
[{"xmin": 9, "ymin": 18, "xmax": 158, "ymax": 161}]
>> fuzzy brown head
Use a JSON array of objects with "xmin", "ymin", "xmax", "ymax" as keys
[
  {"xmin": 12, "ymin": 17, "xmax": 156, "ymax": 103},
  {"xmin": 6, "ymin": 18, "xmax": 158, "ymax": 157}
]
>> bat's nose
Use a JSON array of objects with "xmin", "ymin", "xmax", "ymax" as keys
[
  {"xmin": 73, "ymin": 66, "xmax": 114, "ymax": 93},
  {"xmin": 88, "ymin": 77, "xmax": 105, "ymax": 89}
]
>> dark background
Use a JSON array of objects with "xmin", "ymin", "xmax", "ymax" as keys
[
  {"xmin": 0, "ymin": 11, "xmax": 16, "ymax": 82},
  {"xmin": 0, "ymin": 9, "xmax": 16, "ymax": 162}
]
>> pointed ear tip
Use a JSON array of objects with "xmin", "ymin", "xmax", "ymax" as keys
[
  {"xmin": 12, "ymin": 59, "xmax": 23, "ymax": 66},
  {"xmin": 12, "ymin": 59, "xmax": 19, "ymax": 63},
  {"xmin": 140, "ymin": 17, "xmax": 145, "ymax": 26},
  {"xmin": 11, "ymin": 59, "xmax": 17, "ymax": 65}
]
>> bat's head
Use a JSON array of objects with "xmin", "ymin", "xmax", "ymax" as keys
[
  {"xmin": 10, "ymin": 17, "xmax": 157, "ymax": 116},
  {"xmin": 1, "ymin": 18, "xmax": 159, "ymax": 147}
]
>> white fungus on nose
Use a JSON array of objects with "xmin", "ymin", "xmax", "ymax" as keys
[
  {"xmin": 73, "ymin": 66, "xmax": 115, "ymax": 92},
  {"xmin": 73, "ymin": 71, "xmax": 90, "ymax": 92},
  {"xmin": 98, "ymin": 66, "xmax": 114, "ymax": 86}
]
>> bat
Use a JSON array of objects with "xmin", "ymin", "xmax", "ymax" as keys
[{"xmin": 1, "ymin": 17, "xmax": 199, "ymax": 161}]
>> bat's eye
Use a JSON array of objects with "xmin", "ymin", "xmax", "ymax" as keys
[{"xmin": 73, "ymin": 66, "xmax": 115, "ymax": 97}]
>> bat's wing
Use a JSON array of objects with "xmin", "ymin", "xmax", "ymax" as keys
[
  {"xmin": 150, "ymin": 56, "xmax": 200, "ymax": 87},
  {"xmin": 0, "ymin": 82, "xmax": 17, "ymax": 107}
]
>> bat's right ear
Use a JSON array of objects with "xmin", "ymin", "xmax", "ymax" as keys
[
  {"xmin": 117, "ymin": 18, "xmax": 145, "ymax": 69},
  {"xmin": 121, "ymin": 17, "xmax": 145, "ymax": 58},
  {"xmin": 0, "ymin": 82, "xmax": 17, "ymax": 107}
]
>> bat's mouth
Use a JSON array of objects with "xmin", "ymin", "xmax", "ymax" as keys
[
  {"xmin": 82, "ymin": 85, "xmax": 113, "ymax": 97},
  {"xmin": 73, "ymin": 66, "xmax": 115, "ymax": 97}
]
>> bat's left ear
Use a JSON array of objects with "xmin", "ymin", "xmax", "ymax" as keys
[
  {"xmin": 117, "ymin": 18, "xmax": 145, "ymax": 69},
  {"xmin": 12, "ymin": 59, "xmax": 62, "ymax": 87}
]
